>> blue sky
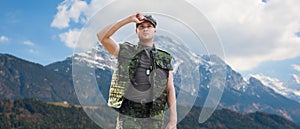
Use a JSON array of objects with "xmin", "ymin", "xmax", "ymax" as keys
[
  {"xmin": 242, "ymin": 56, "xmax": 300, "ymax": 81},
  {"xmin": 1, "ymin": 0, "xmax": 300, "ymax": 82},
  {"xmin": 0, "ymin": 0, "xmax": 73, "ymax": 64}
]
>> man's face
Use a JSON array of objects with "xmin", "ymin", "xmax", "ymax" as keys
[{"xmin": 136, "ymin": 22, "xmax": 156, "ymax": 42}]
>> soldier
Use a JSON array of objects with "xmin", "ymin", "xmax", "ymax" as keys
[{"xmin": 97, "ymin": 13, "xmax": 177, "ymax": 129}]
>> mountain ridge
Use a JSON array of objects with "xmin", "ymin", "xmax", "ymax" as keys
[
  {"xmin": 251, "ymin": 74, "xmax": 300, "ymax": 103},
  {"xmin": 1, "ymin": 98, "xmax": 299, "ymax": 129},
  {"xmin": 1, "ymin": 35, "xmax": 300, "ymax": 124},
  {"xmin": 0, "ymin": 53, "xmax": 78, "ymax": 103}
]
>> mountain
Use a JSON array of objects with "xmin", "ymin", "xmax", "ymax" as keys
[
  {"xmin": 1, "ymin": 36, "xmax": 300, "ymax": 125},
  {"xmin": 46, "ymin": 44, "xmax": 115, "ymax": 80},
  {"xmin": 286, "ymin": 74, "xmax": 300, "ymax": 91},
  {"xmin": 251, "ymin": 74, "xmax": 300, "ymax": 103},
  {"xmin": 45, "ymin": 45, "xmax": 114, "ymax": 104},
  {"xmin": 179, "ymin": 107, "xmax": 300, "ymax": 129},
  {"xmin": 48, "ymin": 35, "xmax": 300, "ymax": 124},
  {"xmin": 0, "ymin": 99, "xmax": 102, "ymax": 129},
  {"xmin": 195, "ymin": 55, "xmax": 300, "ymax": 124},
  {"xmin": 1, "ymin": 99, "xmax": 299, "ymax": 129},
  {"xmin": 0, "ymin": 54, "xmax": 78, "ymax": 103}
]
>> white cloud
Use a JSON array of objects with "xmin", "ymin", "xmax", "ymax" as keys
[
  {"xmin": 59, "ymin": 28, "xmax": 81, "ymax": 48},
  {"xmin": 51, "ymin": 0, "xmax": 119, "ymax": 50},
  {"xmin": 188, "ymin": 0, "xmax": 300, "ymax": 71},
  {"xmin": 23, "ymin": 41, "xmax": 38, "ymax": 54},
  {"xmin": 81, "ymin": 0, "xmax": 109, "ymax": 18},
  {"xmin": 292, "ymin": 64, "xmax": 300, "ymax": 72},
  {"xmin": 51, "ymin": 0, "xmax": 88, "ymax": 29},
  {"xmin": 23, "ymin": 40, "xmax": 34, "ymax": 46},
  {"xmin": 28, "ymin": 49, "xmax": 39, "ymax": 54},
  {"xmin": 51, "ymin": 0, "xmax": 112, "ymax": 29},
  {"xmin": 51, "ymin": 0, "xmax": 300, "ymax": 72},
  {"xmin": 0, "ymin": 36, "xmax": 9, "ymax": 42}
]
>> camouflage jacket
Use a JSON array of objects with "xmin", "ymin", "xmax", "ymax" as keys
[{"xmin": 107, "ymin": 42, "xmax": 173, "ymax": 120}]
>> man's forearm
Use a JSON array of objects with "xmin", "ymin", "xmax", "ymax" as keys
[
  {"xmin": 167, "ymin": 87, "xmax": 177, "ymax": 122},
  {"xmin": 97, "ymin": 16, "xmax": 132, "ymax": 42},
  {"xmin": 167, "ymin": 71, "xmax": 177, "ymax": 123},
  {"xmin": 97, "ymin": 15, "xmax": 136, "ymax": 56}
]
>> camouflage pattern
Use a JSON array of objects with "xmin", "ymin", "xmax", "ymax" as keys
[
  {"xmin": 116, "ymin": 114, "xmax": 163, "ymax": 129},
  {"xmin": 107, "ymin": 42, "xmax": 173, "ymax": 122},
  {"xmin": 107, "ymin": 43, "xmax": 137, "ymax": 108},
  {"xmin": 107, "ymin": 42, "xmax": 141, "ymax": 108}
]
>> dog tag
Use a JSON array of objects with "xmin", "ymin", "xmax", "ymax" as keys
[{"xmin": 146, "ymin": 69, "xmax": 150, "ymax": 76}]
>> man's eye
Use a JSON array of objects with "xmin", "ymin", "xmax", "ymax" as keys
[{"xmin": 138, "ymin": 25, "xmax": 153, "ymax": 29}]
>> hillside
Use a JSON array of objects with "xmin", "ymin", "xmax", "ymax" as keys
[
  {"xmin": 179, "ymin": 107, "xmax": 300, "ymax": 129},
  {"xmin": 0, "ymin": 99, "xmax": 299, "ymax": 129},
  {"xmin": 1, "ymin": 38, "xmax": 300, "ymax": 126},
  {"xmin": 0, "ymin": 54, "xmax": 78, "ymax": 103},
  {"xmin": 0, "ymin": 99, "xmax": 101, "ymax": 129}
]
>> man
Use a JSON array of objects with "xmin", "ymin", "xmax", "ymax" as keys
[{"xmin": 97, "ymin": 13, "xmax": 177, "ymax": 129}]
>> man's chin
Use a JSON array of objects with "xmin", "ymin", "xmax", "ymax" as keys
[{"xmin": 140, "ymin": 37, "xmax": 152, "ymax": 41}]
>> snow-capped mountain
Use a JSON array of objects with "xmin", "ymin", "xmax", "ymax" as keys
[
  {"xmin": 44, "ymin": 35, "xmax": 300, "ymax": 124},
  {"xmin": 2, "ymin": 53, "xmax": 300, "ymax": 129},
  {"xmin": 73, "ymin": 44, "xmax": 117, "ymax": 70},
  {"xmin": 287, "ymin": 74, "xmax": 300, "ymax": 91},
  {"xmin": 251, "ymin": 74, "xmax": 300, "ymax": 103}
]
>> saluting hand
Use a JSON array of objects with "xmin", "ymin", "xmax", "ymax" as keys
[{"xmin": 129, "ymin": 12, "xmax": 145, "ymax": 24}]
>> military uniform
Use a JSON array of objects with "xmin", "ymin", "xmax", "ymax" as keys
[{"xmin": 107, "ymin": 42, "xmax": 173, "ymax": 129}]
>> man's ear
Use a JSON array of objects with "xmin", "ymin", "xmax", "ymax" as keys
[{"xmin": 135, "ymin": 28, "xmax": 138, "ymax": 33}]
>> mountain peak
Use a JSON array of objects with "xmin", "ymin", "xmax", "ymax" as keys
[
  {"xmin": 251, "ymin": 74, "xmax": 300, "ymax": 103},
  {"xmin": 0, "ymin": 53, "xmax": 43, "ymax": 67},
  {"xmin": 286, "ymin": 74, "xmax": 300, "ymax": 91},
  {"xmin": 291, "ymin": 74, "xmax": 300, "ymax": 84},
  {"xmin": 248, "ymin": 77, "xmax": 265, "ymax": 88},
  {"xmin": 0, "ymin": 53, "xmax": 78, "ymax": 103}
]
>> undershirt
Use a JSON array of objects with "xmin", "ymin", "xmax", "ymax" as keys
[{"xmin": 124, "ymin": 45, "xmax": 153, "ymax": 103}]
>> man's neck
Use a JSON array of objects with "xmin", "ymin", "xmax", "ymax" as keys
[{"xmin": 139, "ymin": 41, "xmax": 154, "ymax": 47}]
